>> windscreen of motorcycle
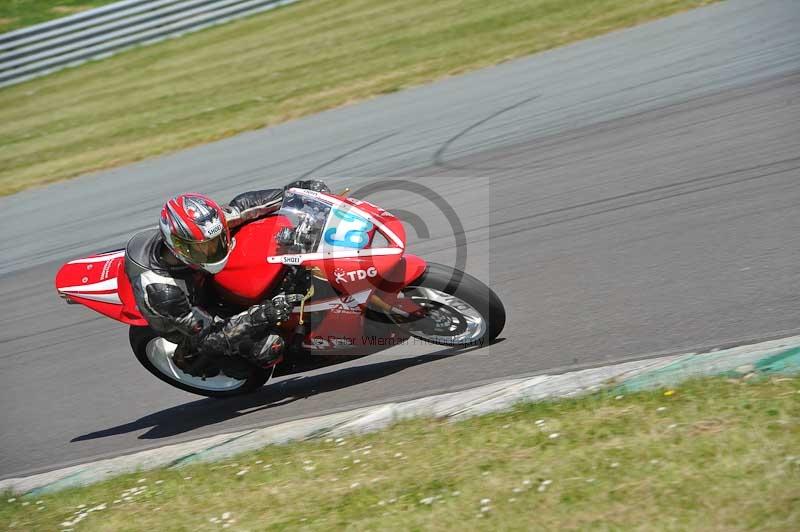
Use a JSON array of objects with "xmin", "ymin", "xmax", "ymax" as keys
[
  {"xmin": 274, "ymin": 189, "xmax": 332, "ymax": 254},
  {"xmin": 275, "ymin": 189, "xmax": 377, "ymax": 255}
]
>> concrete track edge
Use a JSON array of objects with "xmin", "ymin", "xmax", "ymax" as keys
[{"xmin": 4, "ymin": 335, "xmax": 799, "ymax": 495}]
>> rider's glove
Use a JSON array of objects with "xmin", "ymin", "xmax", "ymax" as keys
[
  {"xmin": 285, "ymin": 180, "xmax": 331, "ymax": 193},
  {"xmin": 250, "ymin": 295, "xmax": 292, "ymax": 324}
]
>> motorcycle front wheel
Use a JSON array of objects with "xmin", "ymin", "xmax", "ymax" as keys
[
  {"xmin": 389, "ymin": 262, "xmax": 506, "ymax": 347},
  {"xmin": 129, "ymin": 326, "xmax": 270, "ymax": 398}
]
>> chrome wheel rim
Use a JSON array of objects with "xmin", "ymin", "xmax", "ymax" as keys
[
  {"xmin": 145, "ymin": 337, "xmax": 247, "ymax": 392},
  {"xmin": 397, "ymin": 286, "xmax": 486, "ymax": 345}
]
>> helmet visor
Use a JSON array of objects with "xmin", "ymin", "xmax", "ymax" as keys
[{"xmin": 172, "ymin": 233, "xmax": 229, "ymax": 265}]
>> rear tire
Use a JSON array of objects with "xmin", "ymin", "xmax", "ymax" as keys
[
  {"xmin": 391, "ymin": 263, "xmax": 505, "ymax": 346},
  {"xmin": 130, "ymin": 326, "xmax": 269, "ymax": 398}
]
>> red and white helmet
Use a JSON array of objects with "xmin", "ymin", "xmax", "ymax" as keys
[{"xmin": 159, "ymin": 193, "xmax": 231, "ymax": 274}]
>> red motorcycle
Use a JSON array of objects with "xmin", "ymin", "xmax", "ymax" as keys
[{"xmin": 55, "ymin": 188, "xmax": 506, "ymax": 397}]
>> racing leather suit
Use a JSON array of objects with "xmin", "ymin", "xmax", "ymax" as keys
[{"xmin": 125, "ymin": 180, "xmax": 328, "ymax": 376}]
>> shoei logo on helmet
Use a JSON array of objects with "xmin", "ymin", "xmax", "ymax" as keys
[{"xmin": 203, "ymin": 221, "xmax": 223, "ymax": 238}]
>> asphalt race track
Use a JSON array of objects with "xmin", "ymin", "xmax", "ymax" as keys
[{"xmin": 1, "ymin": 0, "xmax": 799, "ymax": 478}]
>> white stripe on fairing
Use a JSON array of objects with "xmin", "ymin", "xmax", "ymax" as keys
[
  {"xmin": 59, "ymin": 278, "xmax": 118, "ymax": 293},
  {"xmin": 67, "ymin": 251, "xmax": 125, "ymax": 264},
  {"xmin": 267, "ymin": 247, "xmax": 403, "ymax": 264},
  {"xmin": 66, "ymin": 292, "xmax": 122, "ymax": 305}
]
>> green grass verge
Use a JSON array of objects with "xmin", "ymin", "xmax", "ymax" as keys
[
  {"xmin": 0, "ymin": 1, "xmax": 117, "ymax": 33},
  {"xmin": 3, "ymin": 376, "xmax": 799, "ymax": 530},
  {"xmin": 0, "ymin": 0, "xmax": 718, "ymax": 196}
]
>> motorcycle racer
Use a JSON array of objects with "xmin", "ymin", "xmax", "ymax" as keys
[{"xmin": 124, "ymin": 180, "xmax": 330, "ymax": 378}]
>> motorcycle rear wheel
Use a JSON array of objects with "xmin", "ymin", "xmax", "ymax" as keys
[{"xmin": 129, "ymin": 326, "xmax": 270, "ymax": 398}]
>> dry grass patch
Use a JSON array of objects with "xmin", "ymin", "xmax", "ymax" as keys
[{"xmin": 50, "ymin": 5, "xmax": 93, "ymax": 15}]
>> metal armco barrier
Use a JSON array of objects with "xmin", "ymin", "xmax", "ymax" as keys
[{"xmin": 0, "ymin": 0, "xmax": 300, "ymax": 88}]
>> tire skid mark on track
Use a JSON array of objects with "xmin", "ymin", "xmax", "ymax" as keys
[
  {"xmin": 426, "ymin": 70, "xmax": 800, "ymax": 175},
  {"xmin": 434, "ymin": 95, "xmax": 540, "ymax": 170},
  {"xmin": 395, "ymin": 153, "xmax": 800, "ymax": 253},
  {"xmin": 488, "ymin": 158, "xmax": 800, "ymax": 237}
]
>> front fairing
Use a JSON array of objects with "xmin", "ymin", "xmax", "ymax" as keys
[{"xmin": 213, "ymin": 189, "xmax": 410, "ymax": 307}]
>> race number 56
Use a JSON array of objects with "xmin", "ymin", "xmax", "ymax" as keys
[{"xmin": 324, "ymin": 208, "xmax": 373, "ymax": 249}]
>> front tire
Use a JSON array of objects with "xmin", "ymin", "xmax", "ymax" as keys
[
  {"xmin": 390, "ymin": 263, "xmax": 505, "ymax": 346},
  {"xmin": 130, "ymin": 326, "xmax": 269, "ymax": 398}
]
